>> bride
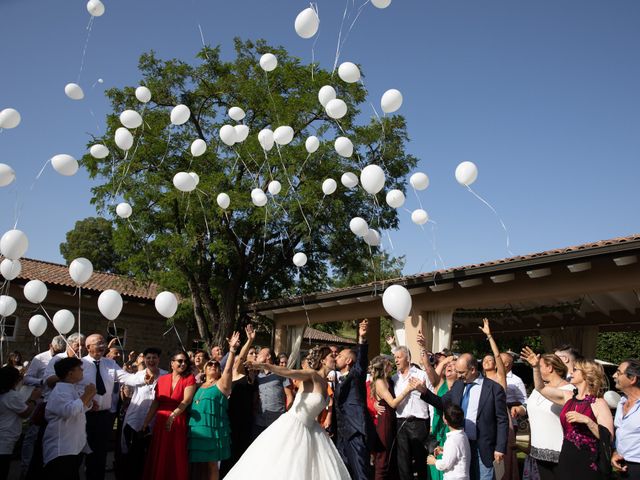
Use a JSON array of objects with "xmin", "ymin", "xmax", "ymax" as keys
[{"xmin": 222, "ymin": 345, "xmax": 350, "ymax": 479}]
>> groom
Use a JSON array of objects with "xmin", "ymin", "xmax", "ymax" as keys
[{"xmin": 334, "ymin": 319, "xmax": 373, "ymax": 480}]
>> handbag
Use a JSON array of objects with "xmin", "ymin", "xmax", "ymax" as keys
[{"xmin": 597, "ymin": 424, "xmax": 613, "ymax": 477}]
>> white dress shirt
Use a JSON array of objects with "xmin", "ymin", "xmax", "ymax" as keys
[
  {"xmin": 43, "ymin": 382, "xmax": 90, "ymax": 465},
  {"xmin": 435, "ymin": 429, "xmax": 471, "ymax": 480},
  {"xmin": 505, "ymin": 371, "xmax": 527, "ymax": 405},
  {"xmin": 23, "ymin": 350, "xmax": 53, "ymax": 387},
  {"xmin": 614, "ymin": 395, "xmax": 640, "ymax": 463},
  {"xmin": 80, "ymin": 355, "xmax": 145, "ymax": 411},
  {"xmin": 463, "ymin": 375, "xmax": 484, "ymax": 441},
  {"xmin": 0, "ymin": 390, "xmax": 27, "ymax": 454},
  {"xmin": 393, "ymin": 366, "xmax": 432, "ymax": 420}
]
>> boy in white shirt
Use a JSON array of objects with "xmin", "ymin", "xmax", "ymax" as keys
[{"xmin": 427, "ymin": 404, "xmax": 470, "ymax": 480}]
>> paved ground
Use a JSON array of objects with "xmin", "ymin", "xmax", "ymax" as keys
[{"xmin": 8, "ymin": 453, "xmax": 117, "ymax": 480}]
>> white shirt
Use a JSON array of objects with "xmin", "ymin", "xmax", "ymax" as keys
[
  {"xmin": 79, "ymin": 355, "xmax": 145, "ymax": 411},
  {"xmin": 393, "ymin": 366, "xmax": 432, "ymax": 420},
  {"xmin": 526, "ymin": 384, "xmax": 574, "ymax": 462},
  {"xmin": 505, "ymin": 371, "xmax": 527, "ymax": 405},
  {"xmin": 0, "ymin": 390, "xmax": 27, "ymax": 454},
  {"xmin": 43, "ymin": 382, "xmax": 90, "ymax": 464},
  {"xmin": 463, "ymin": 375, "xmax": 484, "ymax": 441},
  {"xmin": 614, "ymin": 395, "xmax": 640, "ymax": 463},
  {"xmin": 435, "ymin": 429, "xmax": 471, "ymax": 480},
  {"xmin": 43, "ymin": 353, "xmax": 82, "ymax": 400},
  {"xmin": 23, "ymin": 350, "xmax": 53, "ymax": 387}
]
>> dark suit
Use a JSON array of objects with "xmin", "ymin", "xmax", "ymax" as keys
[
  {"xmin": 421, "ymin": 375, "xmax": 508, "ymax": 479},
  {"xmin": 334, "ymin": 342, "xmax": 374, "ymax": 480}
]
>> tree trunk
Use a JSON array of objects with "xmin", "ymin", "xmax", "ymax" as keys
[{"xmin": 186, "ymin": 275, "xmax": 212, "ymax": 344}]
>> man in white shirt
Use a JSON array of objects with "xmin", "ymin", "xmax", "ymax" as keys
[
  {"xmin": 81, "ymin": 333, "xmax": 153, "ymax": 480},
  {"xmin": 499, "ymin": 352, "xmax": 527, "ymax": 407},
  {"xmin": 392, "ymin": 346, "xmax": 433, "ymax": 480},
  {"xmin": 120, "ymin": 347, "xmax": 167, "ymax": 479}
]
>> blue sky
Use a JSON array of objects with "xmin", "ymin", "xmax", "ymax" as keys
[{"xmin": 0, "ymin": 0, "xmax": 639, "ymax": 275}]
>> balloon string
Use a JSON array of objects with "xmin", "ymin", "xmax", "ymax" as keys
[
  {"xmin": 158, "ymin": 129, "xmax": 173, "ymax": 166},
  {"xmin": 197, "ymin": 24, "xmax": 210, "ymax": 60},
  {"xmin": 195, "ymin": 190, "xmax": 211, "ymax": 239},
  {"xmin": 369, "ymin": 101, "xmax": 387, "ymax": 164},
  {"xmin": 332, "ymin": 0, "xmax": 370, "ymax": 75},
  {"xmin": 332, "ymin": 0, "xmax": 350, "ymax": 75},
  {"xmin": 88, "ymin": 108, "xmax": 101, "ymax": 134},
  {"xmin": 260, "ymin": 204, "xmax": 269, "ymax": 266},
  {"xmin": 412, "ymin": 187, "xmax": 424, "ymax": 210},
  {"xmin": 295, "ymin": 267, "xmax": 313, "ymax": 347},
  {"xmin": 309, "ymin": 3, "xmax": 320, "ymax": 81},
  {"xmin": 39, "ymin": 305, "xmax": 75, "ymax": 354},
  {"xmin": 162, "ymin": 323, "xmax": 186, "ymax": 352},
  {"xmin": 108, "ymin": 320, "xmax": 126, "ymax": 354},
  {"xmin": 263, "ymin": 72, "xmax": 280, "ymax": 125},
  {"xmin": 232, "ymin": 148, "xmax": 258, "ymax": 184},
  {"xmin": 77, "ymin": 286, "xmax": 82, "ymax": 348},
  {"xmin": 275, "ymin": 145, "xmax": 312, "ymax": 236},
  {"xmin": 77, "ymin": 16, "xmax": 95, "ymax": 84},
  {"xmin": 466, "ymin": 186, "xmax": 513, "ymax": 256},
  {"xmin": 223, "ymin": 211, "xmax": 250, "ymax": 250},
  {"xmin": 114, "ymin": 131, "xmax": 144, "ymax": 200}
]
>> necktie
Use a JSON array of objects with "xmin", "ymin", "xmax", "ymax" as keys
[
  {"xmin": 461, "ymin": 383, "xmax": 473, "ymax": 417},
  {"xmin": 94, "ymin": 360, "xmax": 106, "ymax": 395}
]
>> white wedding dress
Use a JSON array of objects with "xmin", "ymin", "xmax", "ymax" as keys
[{"xmin": 223, "ymin": 391, "xmax": 350, "ymax": 479}]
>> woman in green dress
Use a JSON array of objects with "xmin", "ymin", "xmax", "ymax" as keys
[{"xmin": 188, "ymin": 331, "xmax": 240, "ymax": 480}]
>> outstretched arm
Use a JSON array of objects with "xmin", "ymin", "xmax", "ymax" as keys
[
  {"xmin": 480, "ymin": 318, "xmax": 506, "ymax": 390},
  {"xmin": 218, "ymin": 332, "xmax": 240, "ymax": 396},
  {"xmin": 245, "ymin": 362, "xmax": 316, "ymax": 382},
  {"xmin": 521, "ymin": 346, "xmax": 568, "ymax": 405}
]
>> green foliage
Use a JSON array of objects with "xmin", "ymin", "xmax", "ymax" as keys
[
  {"xmin": 60, "ymin": 217, "xmax": 121, "ymax": 273},
  {"xmin": 596, "ymin": 332, "xmax": 640, "ymax": 364},
  {"xmin": 80, "ymin": 39, "xmax": 417, "ymax": 345}
]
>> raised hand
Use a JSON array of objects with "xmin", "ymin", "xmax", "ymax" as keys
[
  {"xmin": 245, "ymin": 324, "xmax": 256, "ymax": 341},
  {"xmin": 520, "ymin": 346, "xmax": 540, "ymax": 368},
  {"xmin": 479, "ymin": 318, "xmax": 492, "ymax": 336},
  {"xmin": 228, "ymin": 331, "xmax": 241, "ymax": 351},
  {"xmin": 416, "ymin": 330, "xmax": 427, "ymax": 348},
  {"xmin": 358, "ymin": 319, "xmax": 368, "ymax": 340},
  {"xmin": 385, "ymin": 335, "xmax": 396, "ymax": 347},
  {"xmin": 144, "ymin": 368, "xmax": 156, "ymax": 385}
]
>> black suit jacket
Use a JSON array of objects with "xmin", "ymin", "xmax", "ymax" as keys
[{"xmin": 421, "ymin": 376, "xmax": 509, "ymax": 467}]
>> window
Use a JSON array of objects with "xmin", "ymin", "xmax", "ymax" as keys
[{"xmin": 0, "ymin": 316, "xmax": 18, "ymax": 342}]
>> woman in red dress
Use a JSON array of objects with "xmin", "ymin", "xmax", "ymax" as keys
[{"xmin": 141, "ymin": 350, "xmax": 196, "ymax": 480}]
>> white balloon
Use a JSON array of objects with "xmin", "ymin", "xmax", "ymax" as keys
[
  {"xmin": 295, "ymin": 7, "xmax": 320, "ymax": 38},
  {"xmin": 325, "ymin": 99, "xmax": 348, "ymax": 119},
  {"xmin": 0, "ymin": 164, "xmax": 16, "ymax": 187},
  {"xmin": 334, "ymin": 137, "xmax": 353, "ymax": 157},
  {"xmin": 0, "ymin": 230, "xmax": 28, "ymax": 260},
  {"xmin": 228, "ymin": 107, "xmax": 246, "ymax": 121},
  {"xmin": 135, "ymin": 86, "xmax": 152, "ymax": 103},
  {"xmin": 69, "ymin": 258, "xmax": 93, "ymax": 285},
  {"xmin": 293, "ymin": 252, "xmax": 308, "ymax": 267},
  {"xmin": 116, "ymin": 202, "xmax": 132, "ymax": 219},
  {"xmin": 372, "ymin": 0, "xmax": 392, "ymax": 7},
  {"xmin": 190, "ymin": 139, "xmax": 207, "ymax": 157},
  {"xmin": 338, "ymin": 62, "xmax": 361, "ymax": 83},
  {"xmin": 381, "ymin": 89, "xmax": 403, "ymax": 113},
  {"xmin": 411, "ymin": 209, "xmax": 429, "ymax": 225},
  {"xmin": 455, "ymin": 161, "xmax": 478, "ymax": 186},
  {"xmin": 216, "ymin": 193, "xmax": 230, "ymax": 209},
  {"xmin": 0, "ymin": 259, "xmax": 21, "ymax": 280},
  {"xmin": 268, "ymin": 181, "xmax": 282, "ymax": 195},
  {"xmin": 189, "ymin": 172, "xmax": 200, "ymax": 186},
  {"xmin": 115, "ymin": 127, "xmax": 134, "ymax": 151},
  {"xmin": 364, "ymin": 229, "xmax": 381, "ymax": 247},
  {"xmin": 251, "ymin": 188, "xmax": 268, "ymax": 207},
  {"xmin": 0, "ymin": 108, "xmax": 21, "ymax": 129},
  {"xmin": 98, "ymin": 78, "xmax": 104, "ymax": 84},
  {"xmin": 53, "ymin": 309, "xmax": 75, "ymax": 334},
  {"xmin": 305, "ymin": 136, "xmax": 320, "ymax": 153},
  {"xmin": 318, "ymin": 85, "xmax": 337, "ymax": 107},
  {"xmin": 341, "ymin": 172, "xmax": 359, "ymax": 189},
  {"xmin": 360, "ymin": 164, "xmax": 386, "ymax": 194},
  {"xmin": 98, "ymin": 289, "xmax": 123, "ymax": 320},
  {"xmin": 24, "ymin": 280, "xmax": 47, "ymax": 304},
  {"xmin": 603, "ymin": 390, "xmax": 621, "ymax": 409},
  {"xmin": 155, "ymin": 291, "xmax": 178, "ymax": 318},
  {"xmin": 219, "ymin": 125, "xmax": 238, "ymax": 146},
  {"xmin": 173, "ymin": 172, "xmax": 196, "ymax": 192},
  {"xmin": 349, "ymin": 217, "xmax": 369, "ymax": 237},
  {"xmin": 64, "ymin": 83, "xmax": 84, "ymax": 100},
  {"xmin": 273, "ymin": 126, "xmax": 294, "ymax": 145},
  {"xmin": 120, "ymin": 110, "xmax": 143, "ymax": 129},
  {"xmin": 382, "ymin": 284, "xmax": 412, "ymax": 321},
  {"xmin": 90, "ymin": 144, "xmax": 109, "ymax": 159},
  {"xmin": 385, "ymin": 189, "xmax": 405, "ymax": 208},
  {"xmin": 260, "ymin": 53, "xmax": 278, "ymax": 72},
  {"xmin": 322, "ymin": 179, "xmax": 337, "ymax": 195},
  {"xmin": 234, "ymin": 125, "xmax": 250, "ymax": 142},
  {"xmin": 86, "ymin": 0, "xmax": 105, "ymax": 16},
  {"xmin": 28, "ymin": 315, "xmax": 47, "ymax": 337},
  {"xmin": 0, "ymin": 296, "xmax": 17, "ymax": 317},
  {"xmin": 170, "ymin": 104, "xmax": 191, "ymax": 125},
  {"xmin": 410, "ymin": 172, "xmax": 430, "ymax": 191},
  {"xmin": 258, "ymin": 129, "xmax": 275, "ymax": 151},
  {"xmin": 51, "ymin": 154, "xmax": 79, "ymax": 176}
]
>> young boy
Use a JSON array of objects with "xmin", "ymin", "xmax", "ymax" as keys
[{"xmin": 427, "ymin": 404, "xmax": 470, "ymax": 480}]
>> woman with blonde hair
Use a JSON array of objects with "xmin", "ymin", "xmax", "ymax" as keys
[{"xmin": 522, "ymin": 347, "xmax": 614, "ymax": 479}]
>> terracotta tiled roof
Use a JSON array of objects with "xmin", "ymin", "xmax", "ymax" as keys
[
  {"xmin": 304, "ymin": 327, "xmax": 357, "ymax": 345},
  {"xmin": 6, "ymin": 257, "xmax": 157, "ymax": 301},
  {"xmin": 250, "ymin": 233, "xmax": 640, "ymax": 310}
]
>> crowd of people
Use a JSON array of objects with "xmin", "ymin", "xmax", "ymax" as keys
[{"xmin": 0, "ymin": 318, "xmax": 637, "ymax": 480}]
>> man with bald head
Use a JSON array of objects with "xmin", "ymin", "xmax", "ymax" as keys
[{"xmin": 417, "ymin": 353, "xmax": 508, "ymax": 480}]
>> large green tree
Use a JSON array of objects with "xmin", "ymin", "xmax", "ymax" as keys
[
  {"xmin": 81, "ymin": 39, "xmax": 417, "ymax": 346},
  {"xmin": 60, "ymin": 217, "xmax": 121, "ymax": 273}
]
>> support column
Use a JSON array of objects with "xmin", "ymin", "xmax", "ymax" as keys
[
  {"xmin": 274, "ymin": 322, "xmax": 287, "ymax": 355},
  {"xmin": 367, "ymin": 317, "xmax": 381, "ymax": 361},
  {"xmin": 423, "ymin": 309, "xmax": 454, "ymax": 353},
  {"xmin": 404, "ymin": 314, "xmax": 424, "ymax": 364}
]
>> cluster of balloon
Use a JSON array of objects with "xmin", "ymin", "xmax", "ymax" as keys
[
  {"xmin": 318, "ymin": 84, "xmax": 348, "ymax": 120},
  {"xmin": 98, "ymin": 289, "xmax": 123, "ymax": 320},
  {"xmin": 382, "ymin": 284, "xmax": 412, "ymax": 321},
  {"xmin": 25, "ymin": 279, "xmax": 50, "ymax": 337},
  {"xmin": 294, "ymin": 7, "xmax": 320, "ymax": 39},
  {"xmin": 173, "ymin": 172, "xmax": 199, "ymax": 193},
  {"xmin": 407, "ymin": 172, "xmax": 430, "ymax": 226}
]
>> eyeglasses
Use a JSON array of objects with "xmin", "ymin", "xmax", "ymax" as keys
[{"xmin": 615, "ymin": 369, "xmax": 629, "ymax": 377}]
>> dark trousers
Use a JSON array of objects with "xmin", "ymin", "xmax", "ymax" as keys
[
  {"xmin": 396, "ymin": 418, "xmax": 429, "ymax": 480},
  {"xmin": 536, "ymin": 459, "xmax": 559, "ymax": 480},
  {"xmin": 44, "ymin": 455, "xmax": 82, "ymax": 480},
  {"xmin": 118, "ymin": 424, "xmax": 148, "ymax": 480},
  {"xmin": 337, "ymin": 432, "xmax": 370, "ymax": 480},
  {"xmin": 621, "ymin": 462, "xmax": 640, "ymax": 478},
  {"xmin": 25, "ymin": 422, "xmax": 47, "ymax": 480},
  {"xmin": 86, "ymin": 410, "xmax": 114, "ymax": 480},
  {"xmin": 0, "ymin": 454, "xmax": 11, "ymax": 480}
]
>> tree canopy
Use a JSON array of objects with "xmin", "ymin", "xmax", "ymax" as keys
[
  {"xmin": 80, "ymin": 38, "xmax": 418, "ymax": 345},
  {"xmin": 60, "ymin": 217, "xmax": 121, "ymax": 273}
]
